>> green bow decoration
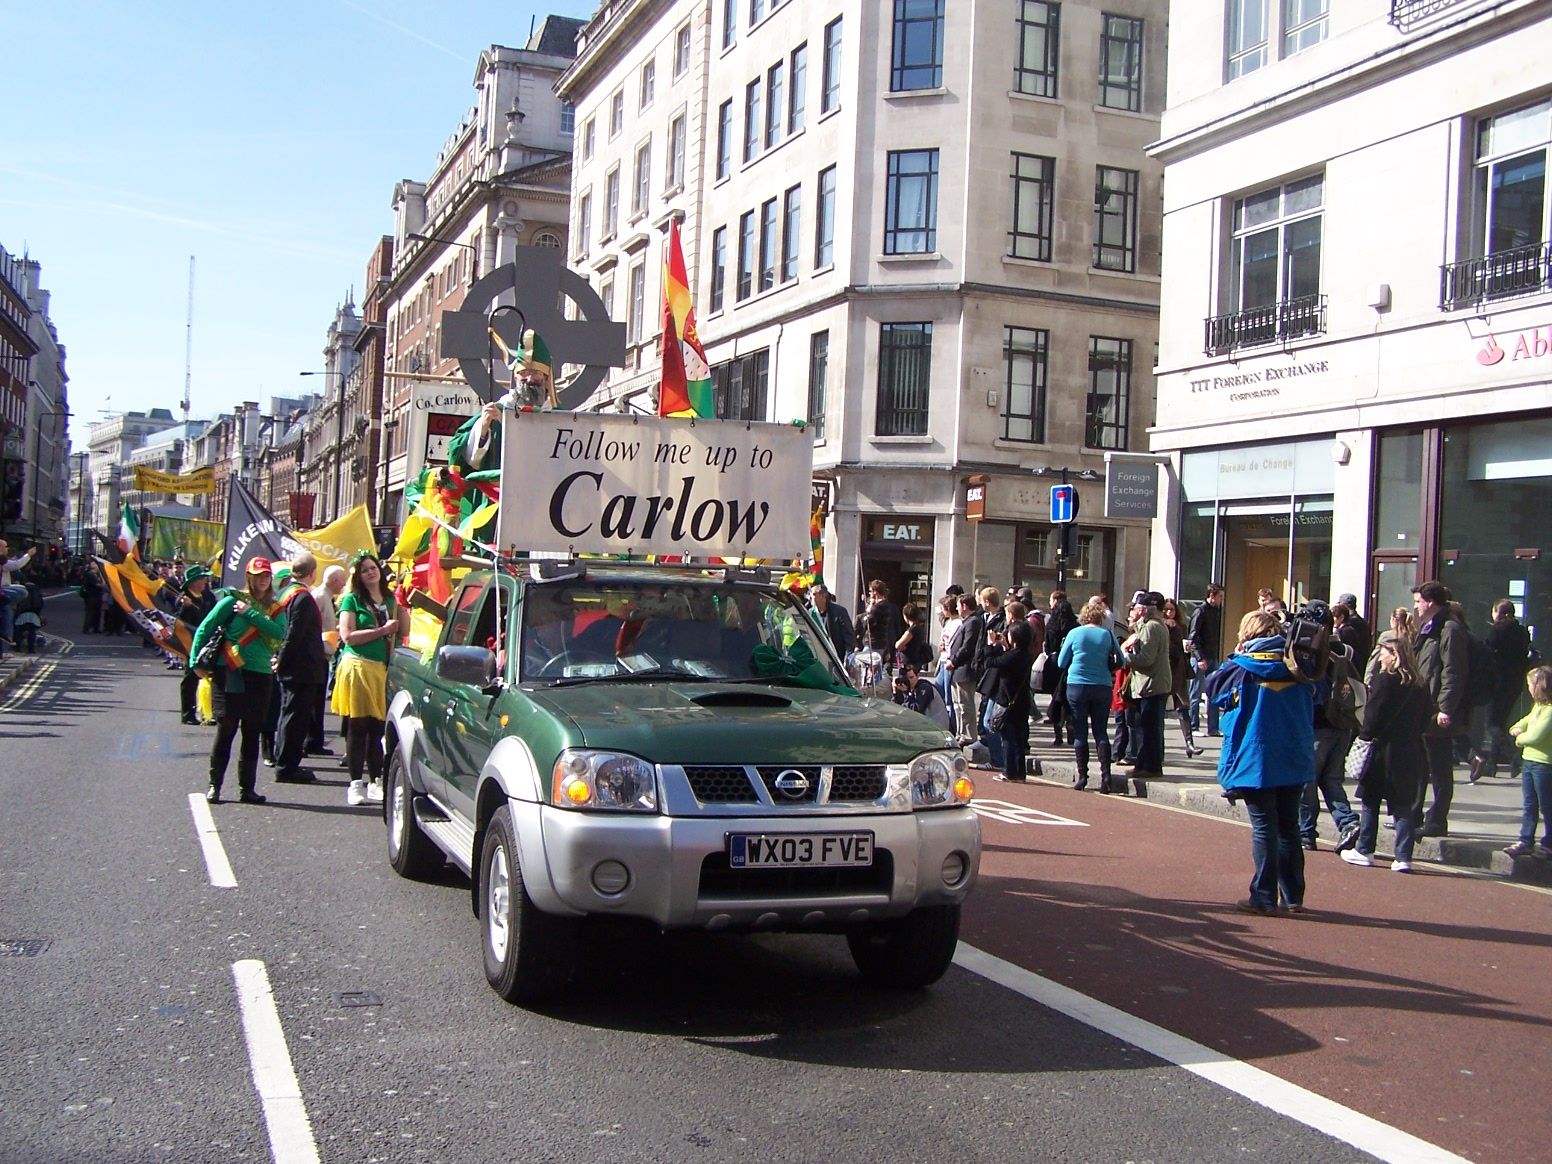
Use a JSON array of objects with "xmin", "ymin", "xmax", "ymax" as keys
[{"xmin": 750, "ymin": 639, "xmax": 857, "ymax": 696}]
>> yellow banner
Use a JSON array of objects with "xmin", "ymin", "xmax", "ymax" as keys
[
  {"xmin": 133, "ymin": 466, "xmax": 216, "ymax": 494},
  {"xmin": 296, "ymin": 505, "xmax": 377, "ymax": 574}
]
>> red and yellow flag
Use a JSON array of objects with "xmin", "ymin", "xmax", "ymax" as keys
[{"xmin": 658, "ymin": 218, "xmax": 713, "ymax": 418}]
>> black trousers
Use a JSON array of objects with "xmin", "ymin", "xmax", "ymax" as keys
[
  {"xmin": 1419, "ymin": 733, "xmax": 1456, "ymax": 831},
  {"xmin": 276, "ymin": 680, "xmax": 323, "ymax": 773},
  {"xmin": 179, "ymin": 667, "xmax": 200, "ymax": 719},
  {"xmin": 209, "ymin": 673, "xmax": 273, "ymax": 793}
]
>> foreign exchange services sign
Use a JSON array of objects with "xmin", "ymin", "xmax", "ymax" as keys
[{"xmin": 1105, "ymin": 462, "xmax": 1158, "ymax": 519}]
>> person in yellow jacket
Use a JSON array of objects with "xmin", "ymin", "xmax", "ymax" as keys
[
  {"xmin": 191, "ymin": 558, "xmax": 287, "ymax": 804},
  {"xmin": 1504, "ymin": 665, "xmax": 1552, "ymax": 859}
]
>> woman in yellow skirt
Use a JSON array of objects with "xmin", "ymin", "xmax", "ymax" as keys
[{"xmin": 333, "ymin": 552, "xmax": 408, "ymax": 806}]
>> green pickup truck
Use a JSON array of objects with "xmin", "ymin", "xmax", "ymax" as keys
[{"xmin": 383, "ymin": 560, "xmax": 981, "ymax": 1003}]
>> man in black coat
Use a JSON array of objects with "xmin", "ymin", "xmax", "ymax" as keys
[
  {"xmin": 273, "ymin": 553, "xmax": 330, "ymax": 783},
  {"xmin": 175, "ymin": 566, "xmax": 219, "ymax": 724},
  {"xmin": 860, "ymin": 579, "xmax": 904, "ymax": 672},
  {"xmin": 809, "ymin": 584, "xmax": 856, "ymax": 657}
]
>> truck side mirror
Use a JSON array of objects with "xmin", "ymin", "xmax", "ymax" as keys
[{"xmin": 436, "ymin": 644, "xmax": 499, "ymax": 689}]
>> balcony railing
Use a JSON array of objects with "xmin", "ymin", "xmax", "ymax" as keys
[
  {"xmin": 1440, "ymin": 242, "xmax": 1552, "ymax": 311},
  {"xmin": 1389, "ymin": 0, "xmax": 1480, "ymax": 30},
  {"xmin": 1203, "ymin": 294, "xmax": 1327, "ymax": 356}
]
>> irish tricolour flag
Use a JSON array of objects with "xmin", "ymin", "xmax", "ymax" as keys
[{"xmin": 118, "ymin": 502, "xmax": 141, "ymax": 559}]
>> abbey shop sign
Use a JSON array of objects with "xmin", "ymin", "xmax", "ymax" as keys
[{"xmin": 498, "ymin": 413, "xmax": 814, "ymax": 559}]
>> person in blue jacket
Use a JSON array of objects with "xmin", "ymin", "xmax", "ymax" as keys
[{"xmin": 1207, "ymin": 609, "xmax": 1316, "ymax": 915}]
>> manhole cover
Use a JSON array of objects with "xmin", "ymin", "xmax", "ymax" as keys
[
  {"xmin": 333, "ymin": 991, "xmax": 383, "ymax": 1008},
  {"xmin": 0, "ymin": 940, "xmax": 51, "ymax": 957}
]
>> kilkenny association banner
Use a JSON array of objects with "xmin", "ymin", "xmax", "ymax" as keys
[{"xmin": 132, "ymin": 466, "xmax": 216, "ymax": 495}]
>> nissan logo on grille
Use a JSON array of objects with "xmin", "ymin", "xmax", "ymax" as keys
[{"xmin": 772, "ymin": 769, "xmax": 811, "ymax": 799}]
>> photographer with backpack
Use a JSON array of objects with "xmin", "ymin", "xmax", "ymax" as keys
[{"xmin": 1293, "ymin": 601, "xmax": 1361, "ymax": 852}]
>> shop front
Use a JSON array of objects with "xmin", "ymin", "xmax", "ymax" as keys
[
  {"xmin": 1178, "ymin": 438, "xmax": 1334, "ymax": 619},
  {"xmin": 860, "ymin": 516, "xmax": 935, "ymax": 613}
]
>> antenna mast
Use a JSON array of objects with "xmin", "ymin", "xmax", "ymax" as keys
[{"xmin": 183, "ymin": 255, "xmax": 195, "ymax": 422}]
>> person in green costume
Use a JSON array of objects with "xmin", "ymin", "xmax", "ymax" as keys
[{"xmin": 446, "ymin": 328, "xmax": 554, "ymax": 473}]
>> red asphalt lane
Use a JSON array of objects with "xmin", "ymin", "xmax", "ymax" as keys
[{"xmin": 960, "ymin": 777, "xmax": 1552, "ymax": 1164}]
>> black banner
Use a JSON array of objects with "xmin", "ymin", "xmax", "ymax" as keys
[{"xmin": 222, "ymin": 478, "xmax": 297, "ymax": 583}]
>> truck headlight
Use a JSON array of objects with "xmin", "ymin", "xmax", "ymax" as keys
[
  {"xmin": 551, "ymin": 750, "xmax": 659, "ymax": 812},
  {"xmin": 909, "ymin": 751, "xmax": 974, "ymax": 808}
]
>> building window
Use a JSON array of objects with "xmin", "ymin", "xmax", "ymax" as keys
[
  {"xmin": 744, "ymin": 79, "xmax": 761, "ymax": 163},
  {"xmin": 604, "ymin": 167, "xmax": 620, "ymax": 239},
  {"xmin": 1003, "ymin": 326, "xmax": 1048, "ymax": 443},
  {"xmin": 1443, "ymin": 98, "xmax": 1552, "ymax": 310},
  {"xmin": 633, "ymin": 140, "xmax": 652, "ymax": 217},
  {"xmin": 576, "ymin": 191, "xmax": 591, "ymax": 258},
  {"xmin": 877, "ymin": 323, "xmax": 932, "ymax": 436},
  {"xmin": 1098, "ymin": 14, "xmax": 1143, "ymax": 112},
  {"xmin": 1009, "ymin": 152, "xmax": 1055, "ymax": 261},
  {"xmin": 1209, "ymin": 173, "xmax": 1325, "ymax": 352},
  {"xmin": 884, "ymin": 149, "xmax": 938, "ymax": 254},
  {"xmin": 781, "ymin": 185, "xmax": 802, "ymax": 282},
  {"xmin": 765, "ymin": 62, "xmax": 785, "ymax": 150},
  {"xmin": 759, "ymin": 197, "xmax": 778, "ymax": 292},
  {"xmin": 1086, "ymin": 337, "xmax": 1130, "ymax": 451},
  {"xmin": 582, "ymin": 117, "xmax": 595, "ymax": 160},
  {"xmin": 737, "ymin": 210, "xmax": 755, "ymax": 300},
  {"xmin": 560, "ymin": 102, "xmax": 575, "ymax": 135},
  {"xmin": 1094, "ymin": 166, "xmax": 1139, "ymax": 272},
  {"xmin": 807, "ymin": 330, "xmax": 829, "ymax": 440},
  {"xmin": 601, "ymin": 277, "xmax": 615, "ymax": 322},
  {"xmin": 891, "ymin": 0, "xmax": 944, "ymax": 92},
  {"xmin": 710, "ymin": 226, "xmax": 727, "ymax": 313},
  {"xmin": 640, "ymin": 60, "xmax": 656, "ymax": 110},
  {"xmin": 822, "ymin": 17, "xmax": 843, "ymax": 113},
  {"xmin": 1015, "ymin": 1, "xmax": 1060, "ymax": 98},
  {"xmin": 674, "ymin": 23, "xmax": 692, "ymax": 77},
  {"xmin": 816, "ymin": 165, "xmax": 837, "ymax": 267},
  {"xmin": 749, "ymin": 0, "xmax": 765, "ymax": 24},
  {"xmin": 627, "ymin": 261, "xmax": 646, "ymax": 346},
  {"xmin": 609, "ymin": 90, "xmax": 624, "ymax": 138},
  {"xmin": 1228, "ymin": 0, "xmax": 1267, "ymax": 79},
  {"xmin": 1228, "ymin": 1, "xmax": 1324, "ymax": 80},
  {"xmin": 789, "ymin": 43, "xmax": 807, "ymax": 134},
  {"xmin": 1283, "ymin": 0, "xmax": 1327, "ymax": 55},
  {"xmin": 534, "ymin": 232, "xmax": 561, "ymax": 249},
  {"xmin": 716, "ymin": 100, "xmax": 733, "ymax": 180},
  {"xmin": 667, "ymin": 114, "xmax": 687, "ymax": 190},
  {"xmin": 711, "ymin": 348, "xmax": 769, "ymax": 420},
  {"xmin": 722, "ymin": 0, "xmax": 737, "ymax": 50}
]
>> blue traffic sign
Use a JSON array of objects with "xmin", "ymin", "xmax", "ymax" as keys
[{"xmin": 1050, "ymin": 484, "xmax": 1077, "ymax": 524}]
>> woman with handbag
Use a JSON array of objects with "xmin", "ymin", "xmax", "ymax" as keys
[
  {"xmin": 1058, "ymin": 600, "xmax": 1125, "ymax": 792},
  {"xmin": 333, "ymin": 553, "xmax": 409, "ymax": 806},
  {"xmin": 191, "ymin": 558, "xmax": 286, "ymax": 804},
  {"xmin": 983, "ymin": 618, "xmax": 1034, "ymax": 783},
  {"xmin": 1341, "ymin": 632, "xmax": 1434, "ymax": 873}
]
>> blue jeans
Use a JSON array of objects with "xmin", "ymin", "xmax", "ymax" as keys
[
  {"xmin": 0, "ymin": 584, "xmax": 24, "ymax": 647},
  {"xmin": 1358, "ymin": 795, "xmax": 1419, "ymax": 864},
  {"xmin": 1519, "ymin": 759, "xmax": 1552, "ymax": 847},
  {"xmin": 979, "ymin": 698, "xmax": 1005, "ymax": 769},
  {"xmin": 1242, "ymin": 785, "xmax": 1306, "ymax": 909},
  {"xmin": 1188, "ymin": 656, "xmax": 1220, "ymax": 733},
  {"xmin": 1301, "ymin": 728, "xmax": 1359, "ymax": 843},
  {"xmin": 1066, "ymin": 684, "xmax": 1112, "ymax": 753},
  {"xmin": 932, "ymin": 666, "xmax": 955, "ymax": 733}
]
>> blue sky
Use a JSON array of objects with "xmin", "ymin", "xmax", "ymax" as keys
[{"xmin": 1, "ymin": 0, "xmax": 595, "ymax": 448}]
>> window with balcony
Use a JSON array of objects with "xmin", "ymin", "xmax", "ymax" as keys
[
  {"xmin": 877, "ymin": 323, "xmax": 932, "ymax": 436},
  {"xmin": 789, "ymin": 44, "xmax": 807, "ymax": 134},
  {"xmin": 1086, "ymin": 337, "xmax": 1131, "ymax": 451},
  {"xmin": 885, "ymin": 149, "xmax": 938, "ymax": 254},
  {"xmin": 782, "ymin": 185, "xmax": 801, "ymax": 282},
  {"xmin": 891, "ymin": 0, "xmax": 944, "ymax": 92},
  {"xmin": 737, "ymin": 210, "xmax": 755, "ymax": 300},
  {"xmin": 807, "ymin": 330, "xmax": 829, "ymax": 440},
  {"xmin": 1098, "ymin": 14, "xmax": 1143, "ymax": 112},
  {"xmin": 716, "ymin": 100, "xmax": 733, "ymax": 180},
  {"xmin": 711, "ymin": 348, "xmax": 769, "ymax": 420},
  {"xmin": 1442, "ymin": 98, "xmax": 1552, "ymax": 311},
  {"xmin": 1015, "ymin": 1, "xmax": 1060, "ymax": 99},
  {"xmin": 1207, "ymin": 173, "xmax": 1325, "ymax": 354},
  {"xmin": 816, "ymin": 165, "xmax": 837, "ymax": 267},
  {"xmin": 710, "ymin": 226, "xmax": 728, "ymax": 313},
  {"xmin": 1009, "ymin": 152, "xmax": 1055, "ymax": 261},
  {"xmin": 1094, "ymin": 166, "xmax": 1139, "ymax": 271},
  {"xmin": 822, "ymin": 17, "xmax": 843, "ymax": 113},
  {"xmin": 1003, "ymin": 326, "xmax": 1048, "ymax": 443}
]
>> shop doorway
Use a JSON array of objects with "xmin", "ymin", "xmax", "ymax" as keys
[{"xmin": 1371, "ymin": 555, "xmax": 1418, "ymax": 630}]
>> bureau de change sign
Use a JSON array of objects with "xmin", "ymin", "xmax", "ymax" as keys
[{"xmin": 498, "ymin": 412, "xmax": 814, "ymax": 560}]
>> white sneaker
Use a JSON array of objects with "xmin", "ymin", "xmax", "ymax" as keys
[
  {"xmin": 347, "ymin": 780, "xmax": 367, "ymax": 806},
  {"xmin": 1340, "ymin": 849, "xmax": 1374, "ymax": 867},
  {"xmin": 365, "ymin": 780, "xmax": 384, "ymax": 804},
  {"xmin": 1391, "ymin": 859, "xmax": 1412, "ymax": 873}
]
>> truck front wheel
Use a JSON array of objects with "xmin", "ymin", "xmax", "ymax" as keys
[
  {"xmin": 846, "ymin": 904, "xmax": 961, "ymax": 989},
  {"xmin": 385, "ymin": 750, "xmax": 443, "ymax": 880},
  {"xmin": 479, "ymin": 805, "xmax": 575, "ymax": 1004}
]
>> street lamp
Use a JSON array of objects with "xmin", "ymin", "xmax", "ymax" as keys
[
  {"xmin": 299, "ymin": 370, "xmax": 348, "ymax": 523},
  {"xmin": 407, "ymin": 231, "xmax": 480, "ymax": 280}
]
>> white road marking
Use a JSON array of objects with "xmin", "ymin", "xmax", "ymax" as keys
[
  {"xmin": 972, "ymin": 798, "xmax": 1088, "ymax": 826},
  {"xmin": 955, "ymin": 943, "xmax": 1470, "ymax": 1164},
  {"xmin": 231, "ymin": 960, "xmax": 321, "ymax": 1164},
  {"xmin": 186, "ymin": 792, "xmax": 237, "ymax": 889}
]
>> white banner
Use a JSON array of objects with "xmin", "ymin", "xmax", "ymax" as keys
[
  {"xmin": 403, "ymin": 382, "xmax": 484, "ymax": 481},
  {"xmin": 497, "ymin": 413, "xmax": 814, "ymax": 560}
]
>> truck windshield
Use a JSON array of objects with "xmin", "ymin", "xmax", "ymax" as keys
[{"xmin": 519, "ymin": 580, "xmax": 843, "ymax": 684}]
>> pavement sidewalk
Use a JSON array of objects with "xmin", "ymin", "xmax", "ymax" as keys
[{"xmin": 1011, "ymin": 707, "xmax": 1551, "ymax": 886}]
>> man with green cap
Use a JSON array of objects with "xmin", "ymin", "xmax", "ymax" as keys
[
  {"xmin": 175, "ymin": 564, "xmax": 218, "ymax": 724},
  {"xmin": 447, "ymin": 328, "xmax": 553, "ymax": 473}
]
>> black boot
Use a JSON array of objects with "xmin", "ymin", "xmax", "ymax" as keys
[
  {"xmin": 261, "ymin": 735, "xmax": 276, "ymax": 767},
  {"xmin": 1073, "ymin": 743, "xmax": 1090, "ymax": 790},
  {"xmin": 1097, "ymin": 740, "xmax": 1114, "ymax": 794},
  {"xmin": 1178, "ymin": 709, "xmax": 1201, "ymax": 758}
]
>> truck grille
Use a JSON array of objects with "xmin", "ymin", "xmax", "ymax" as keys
[
  {"xmin": 830, "ymin": 766, "xmax": 887, "ymax": 802},
  {"xmin": 698, "ymin": 850, "xmax": 895, "ymax": 898},
  {"xmin": 681, "ymin": 764, "xmax": 890, "ymax": 804},
  {"xmin": 683, "ymin": 766, "xmax": 759, "ymax": 802},
  {"xmin": 755, "ymin": 765, "xmax": 821, "ymax": 803}
]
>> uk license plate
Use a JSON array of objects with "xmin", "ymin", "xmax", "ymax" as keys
[{"xmin": 727, "ymin": 832, "xmax": 874, "ymax": 869}]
